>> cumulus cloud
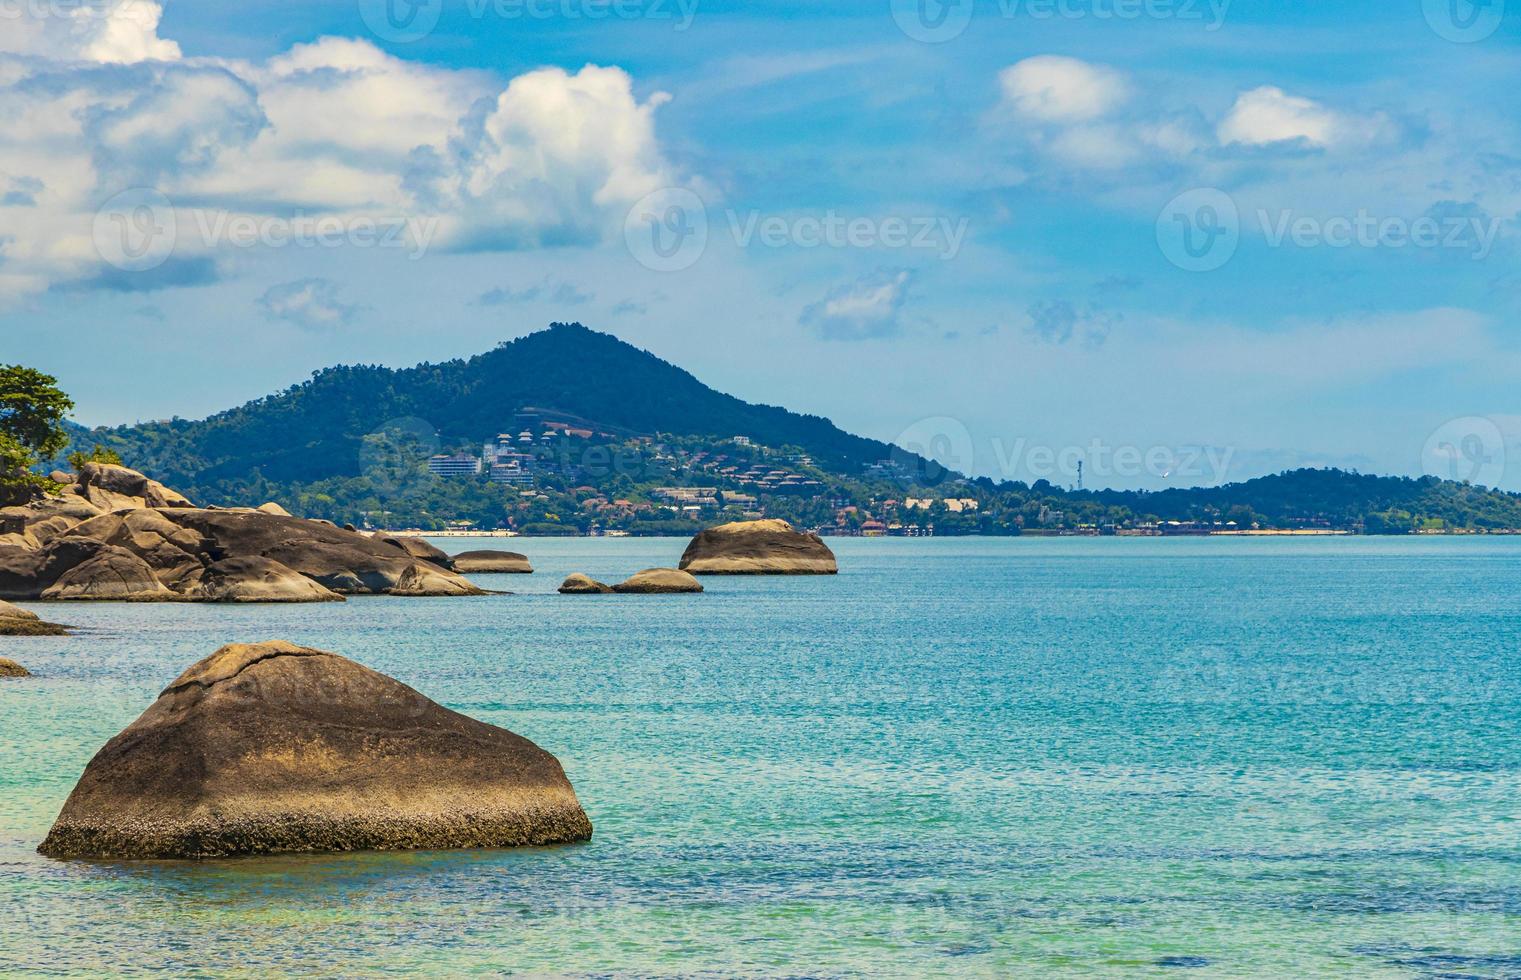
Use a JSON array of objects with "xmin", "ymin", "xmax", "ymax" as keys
[
  {"xmin": 258, "ymin": 278, "xmax": 361, "ymax": 330},
  {"xmin": 1216, "ymin": 86, "xmax": 1339, "ymax": 148},
  {"xmin": 0, "ymin": 7, "xmax": 686, "ymax": 304},
  {"xmin": 0, "ymin": 0, "xmax": 180, "ymax": 64},
  {"xmin": 998, "ymin": 56, "xmax": 1129, "ymax": 123},
  {"xmin": 800, "ymin": 268, "xmax": 915, "ymax": 341}
]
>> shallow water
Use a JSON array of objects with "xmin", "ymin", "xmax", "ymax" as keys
[{"xmin": 2, "ymin": 536, "xmax": 1520, "ymax": 976}]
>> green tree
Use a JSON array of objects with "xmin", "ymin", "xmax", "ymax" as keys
[
  {"xmin": 0, "ymin": 366, "xmax": 74, "ymax": 500},
  {"xmin": 68, "ymin": 444, "xmax": 123, "ymax": 471}
]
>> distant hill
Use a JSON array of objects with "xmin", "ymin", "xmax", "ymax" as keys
[
  {"xmin": 58, "ymin": 323, "xmax": 1521, "ymax": 534},
  {"xmin": 72, "ymin": 323, "xmax": 911, "ymax": 490}
]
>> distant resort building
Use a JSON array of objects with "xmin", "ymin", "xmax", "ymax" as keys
[{"xmin": 428, "ymin": 453, "xmax": 483, "ymax": 478}]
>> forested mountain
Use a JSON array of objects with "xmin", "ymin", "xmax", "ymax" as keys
[
  {"xmin": 70, "ymin": 323, "xmax": 906, "ymax": 490},
  {"xmin": 55, "ymin": 323, "xmax": 1521, "ymax": 534}
]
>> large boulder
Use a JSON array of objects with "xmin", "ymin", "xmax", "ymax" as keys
[
  {"xmin": 0, "ymin": 537, "xmax": 158, "ymax": 600},
  {"xmin": 187, "ymin": 557, "xmax": 346, "ymax": 603},
  {"xmin": 453, "ymin": 550, "xmax": 533, "ymax": 574},
  {"xmin": 612, "ymin": 568, "xmax": 704, "ymax": 594},
  {"xmin": 559, "ymin": 573, "xmax": 612, "ymax": 595},
  {"xmin": 77, "ymin": 462, "xmax": 194, "ymax": 510},
  {"xmin": 679, "ymin": 519, "xmax": 838, "ymax": 575},
  {"xmin": 376, "ymin": 534, "xmax": 453, "ymax": 568},
  {"xmin": 0, "ymin": 658, "xmax": 31, "ymax": 677},
  {"xmin": 41, "ymin": 546, "xmax": 171, "ymax": 601},
  {"xmin": 39, "ymin": 642, "xmax": 594, "ymax": 860}
]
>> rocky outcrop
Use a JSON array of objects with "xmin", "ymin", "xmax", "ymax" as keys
[
  {"xmin": 0, "ymin": 599, "xmax": 68, "ymax": 636},
  {"xmin": 255, "ymin": 502, "xmax": 292, "ymax": 517},
  {"xmin": 0, "ymin": 466, "xmax": 485, "ymax": 602},
  {"xmin": 559, "ymin": 573, "xmax": 613, "ymax": 594},
  {"xmin": 612, "ymin": 568, "xmax": 704, "ymax": 594},
  {"xmin": 453, "ymin": 550, "xmax": 534, "ymax": 574},
  {"xmin": 376, "ymin": 534, "xmax": 452, "ymax": 568},
  {"xmin": 187, "ymin": 557, "xmax": 345, "ymax": 603},
  {"xmin": 39, "ymin": 641, "xmax": 593, "ymax": 860},
  {"xmin": 0, "ymin": 658, "xmax": 31, "ymax": 677},
  {"xmin": 679, "ymin": 519, "xmax": 838, "ymax": 575}
]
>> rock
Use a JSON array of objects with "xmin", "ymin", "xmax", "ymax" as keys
[
  {"xmin": 41, "ymin": 546, "xmax": 171, "ymax": 601},
  {"xmin": 342, "ymin": 523, "xmax": 358, "ymax": 532},
  {"xmin": 679, "ymin": 519, "xmax": 838, "ymax": 575},
  {"xmin": 188, "ymin": 557, "xmax": 346, "ymax": 603},
  {"xmin": 558, "ymin": 573, "xmax": 613, "ymax": 595},
  {"xmin": 77, "ymin": 462, "xmax": 194, "ymax": 509},
  {"xmin": 159, "ymin": 510, "xmax": 484, "ymax": 597},
  {"xmin": 39, "ymin": 641, "xmax": 593, "ymax": 860},
  {"xmin": 66, "ymin": 510, "xmax": 211, "ymax": 588},
  {"xmin": 452, "ymin": 550, "xmax": 533, "ymax": 574},
  {"xmin": 48, "ymin": 471, "xmax": 72, "ymax": 485},
  {"xmin": 0, "ymin": 537, "xmax": 157, "ymax": 600},
  {"xmin": 612, "ymin": 568, "xmax": 704, "ymax": 594},
  {"xmin": 0, "ymin": 617, "xmax": 68, "ymax": 636},
  {"xmin": 0, "ymin": 658, "xmax": 31, "ymax": 677},
  {"xmin": 256, "ymin": 502, "xmax": 292, "ymax": 517},
  {"xmin": 377, "ymin": 534, "xmax": 453, "ymax": 568},
  {"xmin": 0, "ymin": 599, "xmax": 39, "ymax": 621}
]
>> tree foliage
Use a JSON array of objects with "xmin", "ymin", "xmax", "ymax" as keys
[{"xmin": 0, "ymin": 365, "xmax": 74, "ymax": 499}]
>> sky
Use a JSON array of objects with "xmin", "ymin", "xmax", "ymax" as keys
[{"xmin": 0, "ymin": 0, "xmax": 1518, "ymax": 490}]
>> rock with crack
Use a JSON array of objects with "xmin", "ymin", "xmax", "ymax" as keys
[
  {"xmin": 612, "ymin": 568, "xmax": 704, "ymax": 594},
  {"xmin": 679, "ymin": 519, "xmax": 838, "ymax": 575},
  {"xmin": 453, "ymin": 550, "xmax": 533, "ymax": 574},
  {"xmin": 38, "ymin": 641, "xmax": 594, "ymax": 860}
]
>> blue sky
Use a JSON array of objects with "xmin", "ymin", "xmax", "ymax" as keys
[{"xmin": 1, "ymin": 0, "xmax": 1518, "ymax": 489}]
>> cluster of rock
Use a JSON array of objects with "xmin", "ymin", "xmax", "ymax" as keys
[
  {"xmin": 679, "ymin": 519, "xmax": 837, "ymax": 575},
  {"xmin": 39, "ymin": 641, "xmax": 593, "ymax": 859},
  {"xmin": 0, "ymin": 464, "xmax": 487, "ymax": 603},
  {"xmin": 559, "ymin": 568, "xmax": 704, "ymax": 594}
]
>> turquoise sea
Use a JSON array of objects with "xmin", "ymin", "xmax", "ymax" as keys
[{"xmin": 2, "ymin": 536, "xmax": 1520, "ymax": 977}]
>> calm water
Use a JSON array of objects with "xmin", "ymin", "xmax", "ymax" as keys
[{"xmin": 2, "ymin": 537, "xmax": 1520, "ymax": 977}]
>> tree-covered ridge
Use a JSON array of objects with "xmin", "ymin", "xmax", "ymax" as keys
[{"xmin": 55, "ymin": 324, "xmax": 1521, "ymax": 534}]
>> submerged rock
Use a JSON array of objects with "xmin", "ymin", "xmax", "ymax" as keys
[
  {"xmin": 559, "ymin": 573, "xmax": 613, "ymax": 594},
  {"xmin": 453, "ymin": 550, "xmax": 534, "ymax": 574},
  {"xmin": 679, "ymin": 519, "xmax": 837, "ymax": 575},
  {"xmin": 0, "ymin": 657, "xmax": 31, "ymax": 677},
  {"xmin": 39, "ymin": 641, "xmax": 594, "ymax": 860},
  {"xmin": 612, "ymin": 568, "xmax": 704, "ymax": 594}
]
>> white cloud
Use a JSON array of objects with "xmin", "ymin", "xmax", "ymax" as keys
[
  {"xmin": 258, "ymin": 278, "xmax": 361, "ymax": 330},
  {"xmin": 1217, "ymin": 86, "xmax": 1339, "ymax": 147},
  {"xmin": 998, "ymin": 56, "xmax": 1129, "ymax": 123},
  {"xmin": 0, "ymin": 0, "xmax": 180, "ymax": 64},
  {"xmin": 0, "ymin": 9, "xmax": 687, "ymax": 303},
  {"xmin": 800, "ymin": 268, "xmax": 915, "ymax": 340}
]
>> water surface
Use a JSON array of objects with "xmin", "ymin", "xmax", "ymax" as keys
[{"xmin": 2, "ymin": 537, "xmax": 1519, "ymax": 976}]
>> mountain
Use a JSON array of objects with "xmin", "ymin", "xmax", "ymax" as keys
[
  {"xmin": 59, "ymin": 323, "xmax": 1521, "ymax": 535},
  {"xmin": 75, "ymin": 323, "xmax": 911, "ymax": 491}
]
